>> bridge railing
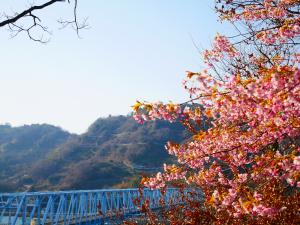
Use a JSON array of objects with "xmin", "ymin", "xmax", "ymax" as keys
[{"xmin": 0, "ymin": 188, "xmax": 201, "ymax": 225}]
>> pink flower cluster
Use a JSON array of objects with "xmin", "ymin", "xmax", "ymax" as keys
[
  {"xmin": 133, "ymin": 66, "xmax": 300, "ymax": 217},
  {"xmin": 216, "ymin": 0, "xmax": 300, "ymax": 45},
  {"xmin": 133, "ymin": 102, "xmax": 182, "ymax": 123},
  {"xmin": 203, "ymin": 34, "xmax": 238, "ymax": 65}
]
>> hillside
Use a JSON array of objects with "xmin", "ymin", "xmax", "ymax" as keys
[
  {"xmin": 0, "ymin": 116, "xmax": 189, "ymax": 192},
  {"xmin": 0, "ymin": 124, "xmax": 73, "ymax": 192}
]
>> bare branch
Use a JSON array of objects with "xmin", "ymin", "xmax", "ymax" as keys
[
  {"xmin": 0, "ymin": 0, "xmax": 64, "ymax": 28},
  {"xmin": 57, "ymin": 0, "xmax": 89, "ymax": 37},
  {"xmin": 0, "ymin": 0, "xmax": 88, "ymax": 43}
]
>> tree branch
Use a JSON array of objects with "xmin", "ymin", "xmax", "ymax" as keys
[
  {"xmin": 0, "ymin": 0, "xmax": 87, "ymax": 43},
  {"xmin": 0, "ymin": 0, "xmax": 65, "ymax": 28}
]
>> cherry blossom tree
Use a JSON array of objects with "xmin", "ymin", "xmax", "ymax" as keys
[{"xmin": 132, "ymin": 0, "xmax": 300, "ymax": 223}]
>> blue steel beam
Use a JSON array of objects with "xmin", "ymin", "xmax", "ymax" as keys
[{"xmin": 0, "ymin": 188, "xmax": 201, "ymax": 225}]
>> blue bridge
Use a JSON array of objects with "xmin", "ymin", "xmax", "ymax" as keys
[{"xmin": 0, "ymin": 188, "xmax": 188, "ymax": 225}]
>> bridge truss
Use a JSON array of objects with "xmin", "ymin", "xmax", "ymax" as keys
[{"xmin": 0, "ymin": 188, "xmax": 187, "ymax": 225}]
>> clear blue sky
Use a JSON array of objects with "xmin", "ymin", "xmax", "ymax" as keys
[{"xmin": 0, "ymin": 0, "xmax": 232, "ymax": 134}]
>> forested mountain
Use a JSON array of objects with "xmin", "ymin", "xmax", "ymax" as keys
[{"xmin": 0, "ymin": 116, "xmax": 189, "ymax": 192}]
